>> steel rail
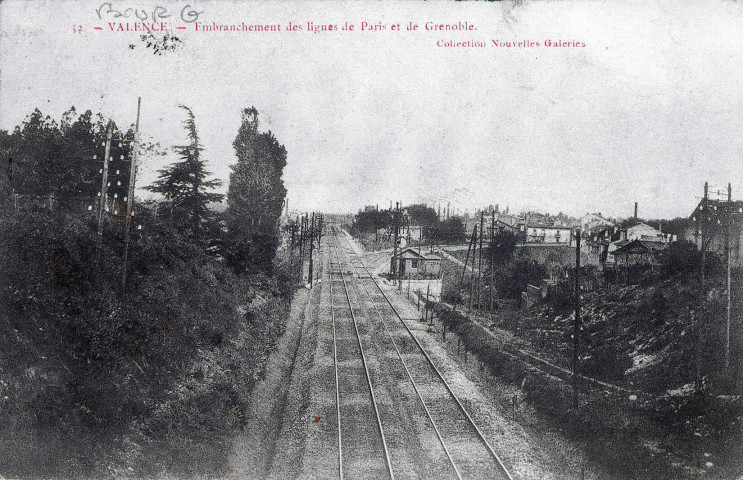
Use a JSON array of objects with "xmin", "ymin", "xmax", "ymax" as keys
[
  {"xmin": 328, "ymin": 239, "xmax": 344, "ymax": 480},
  {"xmin": 351, "ymin": 264, "xmax": 463, "ymax": 480},
  {"xmin": 338, "ymin": 229, "xmax": 515, "ymax": 480},
  {"xmin": 330, "ymin": 233, "xmax": 395, "ymax": 480}
]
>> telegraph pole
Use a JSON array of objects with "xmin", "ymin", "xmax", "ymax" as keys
[
  {"xmin": 318, "ymin": 213, "xmax": 323, "ymax": 250},
  {"xmin": 461, "ymin": 226, "xmax": 476, "ymax": 282},
  {"xmin": 725, "ymin": 183, "xmax": 732, "ymax": 370},
  {"xmin": 468, "ymin": 225, "xmax": 477, "ymax": 313},
  {"xmin": 392, "ymin": 202, "xmax": 400, "ymax": 278},
  {"xmin": 299, "ymin": 213, "xmax": 306, "ymax": 265},
  {"xmin": 572, "ymin": 228, "xmax": 581, "ymax": 410},
  {"xmin": 308, "ymin": 212, "xmax": 315, "ymax": 286},
  {"xmin": 121, "ymin": 97, "xmax": 142, "ymax": 292},
  {"xmin": 96, "ymin": 122, "xmax": 113, "ymax": 263},
  {"xmin": 478, "ymin": 211, "xmax": 484, "ymax": 309},
  {"xmin": 490, "ymin": 210, "xmax": 495, "ymax": 311},
  {"xmin": 697, "ymin": 182, "xmax": 708, "ymax": 391}
]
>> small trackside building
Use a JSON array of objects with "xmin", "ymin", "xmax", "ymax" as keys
[{"xmin": 390, "ymin": 248, "xmax": 441, "ymax": 278}]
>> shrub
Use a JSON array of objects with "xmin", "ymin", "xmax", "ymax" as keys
[{"xmin": 0, "ymin": 207, "xmax": 292, "ymax": 477}]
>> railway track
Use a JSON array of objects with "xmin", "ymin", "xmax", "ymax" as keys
[
  {"xmin": 332, "ymin": 226, "xmax": 514, "ymax": 480},
  {"xmin": 328, "ymin": 235, "xmax": 394, "ymax": 480}
]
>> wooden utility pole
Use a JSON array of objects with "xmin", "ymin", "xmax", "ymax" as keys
[
  {"xmin": 468, "ymin": 225, "xmax": 478, "ymax": 313},
  {"xmin": 725, "ymin": 183, "xmax": 732, "ymax": 370},
  {"xmin": 318, "ymin": 213, "xmax": 323, "ymax": 250},
  {"xmin": 490, "ymin": 211, "xmax": 495, "ymax": 311},
  {"xmin": 572, "ymin": 228, "xmax": 581, "ymax": 410},
  {"xmin": 392, "ymin": 202, "xmax": 400, "ymax": 278},
  {"xmin": 462, "ymin": 226, "xmax": 477, "ymax": 281},
  {"xmin": 121, "ymin": 97, "xmax": 142, "ymax": 292},
  {"xmin": 96, "ymin": 122, "xmax": 113, "ymax": 263},
  {"xmin": 299, "ymin": 213, "xmax": 306, "ymax": 272},
  {"xmin": 697, "ymin": 182, "xmax": 708, "ymax": 391},
  {"xmin": 308, "ymin": 212, "xmax": 315, "ymax": 286},
  {"xmin": 478, "ymin": 211, "xmax": 484, "ymax": 308}
]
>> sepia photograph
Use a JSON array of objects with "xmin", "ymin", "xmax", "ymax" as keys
[{"xmin": 1, "ymin": 1, "xmax": 742, "ymax": 478}]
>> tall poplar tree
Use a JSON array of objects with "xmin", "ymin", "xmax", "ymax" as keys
[
  {"xmin": 146, "ymin": 105, "xmax": 223, "ymax": 234},
  {"xmin": 226, "ymin": 107, "xmax": 287, "ymax": 273}
]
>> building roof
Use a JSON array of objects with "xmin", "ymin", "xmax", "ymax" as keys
[
  {"xmin": 613, "ymin": 239, "xmax": 668, "ymax": 255},
  {"xmin": 525, "ymin": 224, "xmax": 572, "ymax": 230},
  {"xmin": 689, "ymin": 199, "xmax": 743, "ymax": 221},
  {"xmin": 392, "ymin": 248, "xmax": 441, "ymax": 260}
]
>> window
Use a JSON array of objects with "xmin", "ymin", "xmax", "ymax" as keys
[{"xmin": 411, "ymin": 260, "xmax": 418, "ymax": 268}]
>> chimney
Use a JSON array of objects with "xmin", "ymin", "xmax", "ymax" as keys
[{"xmin": 634, "ymin": 202, "xmax": 638, "ymax": 220}]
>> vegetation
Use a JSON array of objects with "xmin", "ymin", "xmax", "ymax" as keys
[
  {"xmin": 0, "ymin": 106, "xmax": 292, "ymax": 477},
  {"xmin": 145, "ymin": 105, "xmax": 224, "ymax": 235},
  {"xmin": 225, "ymin": 107, "xmax": 287, "ymax": 273},
  {"xmin": 1, "ymin": 108, "xmax": 130, "ymax": 203},
  {"xmin": 428, "ymin": 249, "xmax": 742, "ymax": 478},
  {"xmin": 404, "ymin": 203, "xmax": 438, "ymax": 226},
  {"xmin": 350, "ymin": 208, "xmax": 392, "ymax": 237},
  {"xmin": 351, "ymin": 204, "xmax": 465, "ymax": 245},
  {"xmin": 429, "ymin": 216, "xmax": 466, "ymax": 243}
]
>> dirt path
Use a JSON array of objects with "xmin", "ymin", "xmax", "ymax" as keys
[{"xmin": 227, "ymin": 283, "xmax": 315, "ymax": 479}]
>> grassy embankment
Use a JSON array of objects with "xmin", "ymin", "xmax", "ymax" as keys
[
  {"xmin": 428, "ymin": 254, "xmax": 743, "ymax": 478},
  {"xmin": 0, "ymin": 207, "xmax": 297, "ymax": 478}
]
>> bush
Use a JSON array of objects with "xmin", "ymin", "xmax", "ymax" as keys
[
  {"xmin": 0, "ymin": 207, "xmax": 291, "ymax": 477},
  {"xmin": 499, "ymin": 259, "xmax": 548, "ymax": 299}
]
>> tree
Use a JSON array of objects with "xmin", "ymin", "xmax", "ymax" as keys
[
  {"xmin": 0, "ymin": 107, "xmax": 129, "ymax": 207},
  {"xmin": 352, "ymin": 209, "xmax": 392, "ymax": 235},
  {"xmin": 485, "ymin": 230, "xmax": 518, "ymax": 269},
  {"xmin": 11, "ymin": 109, "xmax": 63, "ymax": 198},
  {"xmin": 501, "ymin": 258, "xmax": 547, "ymax": 299},
  {"xmin": 225, "ymin": 107, "xmax": 287, "ymax": 273},
  {"xmin": 405, "ymin": 204, "xmax": 438, "ymax": 226},
  {"xmin": 146, "ymin": 105, "xmax": 223, "ymax": 234},
  {"xmin": 430, "ymin": 216, "xmax": 466, "ymax": 243}
]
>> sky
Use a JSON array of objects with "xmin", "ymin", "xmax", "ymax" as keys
[{"xmin": 1, "ymin": 0, "xmax": 742, "ymax": 219}]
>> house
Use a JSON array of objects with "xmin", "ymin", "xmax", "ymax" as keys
[
  {"xmin": 493, "ymin": 218, "xmax": 520, "ymax": 235},
  {"xmin": 611, "ymin": 239, "xmax": 668, "ymax": 267},
  {"xmin": 605, "ymin": 222, "xmax": 672, "ymax": 266},
  {"xmin": 390, "ymin": 248, "xmax": 441, "ymax": 278},
  {"xmin": 580, "ymin": 212, "xmax": 614, "ymax": 233},
  {"xmin": 583, "ymin": 226, "xmax": 622, "ymax": 266},
  {"xmin": 684, "ymin": 198, "xmax": 743, "ymax": 266},
  {"xmin": 626, "ymin": 222, "xmax": 673, "ymax": 243},
  {"xmin": 524, "ymin": 225, "xmax": 572, "ymax": 245}
]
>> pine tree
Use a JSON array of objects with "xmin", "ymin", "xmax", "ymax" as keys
[
  {"xmin": 146, "ymin": 105, "xmax": 223, "ymax": 233},
  {"xmin": 226, "ymin": 107, "xmax": 287, "ymax": 273}
]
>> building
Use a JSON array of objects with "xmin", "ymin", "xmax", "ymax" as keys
[
  {"xmin": 580, "ymin": 212, "xmax": 614, "ymax": 233},
  {"xmin": 524, "ymin": 225, "xmax": 572, "ymax": 244},
  {"xmin": 606, "ymin": 222, "xmax": 673, "ymax": 266},
  {"xmin": 626, "ymin": 222, "xmax": 673, "ymax": 242},
  {"xmin": 684, "ymin": 198, "xmax": 743, "ymax": 266},
  {"xmin": 390, "ymin": 248, "xmax": 441, "ymax": 278},
  {"xmin": 611, "ymin": 239, "xmax": 668, "ymax": 267}
]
